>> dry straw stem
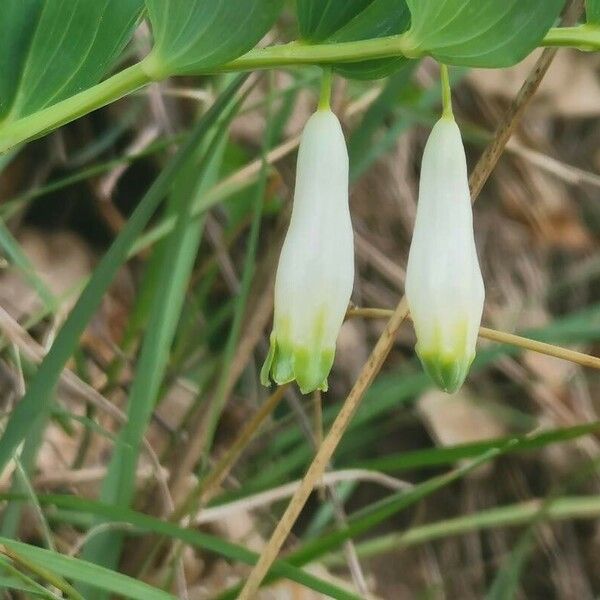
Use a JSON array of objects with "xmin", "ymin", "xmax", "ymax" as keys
[
  {"xmin": 193, "ymin": 469, "xmax": 410, "ymax": 525},
  {"xmin": 348, "ymin": 307, "xmax": 600, "ymax": 371},
  {"xmin": 239, "ymin": 10, "xmax": 582, "ymax": 594},
  {"xmin": 135, "ymin": 386, "xmax": 288, "ymax": 581},
  {"xmin": 478, "ymin": 326, "xmax": 600, "ymax": 370},
  {"xmin": 0, "ymin": 544, "xmax": 85, "ymax": 600},
  {"xmin": 0, "ymin": 305, "xmax": 174, "ymax": 513},
  {"xmin": 172, "ymin": 384, "xmax": 289, "ymax": 521}
]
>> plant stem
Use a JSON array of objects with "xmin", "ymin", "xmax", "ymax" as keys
[
  {"xmin": 0, "ymin": 62, "xmax": 153, "ymax": 154},
  {"xmin": 1, "ymin": 26, "xmax": 599, "ymax": 153},
  {"xmin": 222, "ymin": 25, "xmax": 600, "ymax": 72},
  {"xmin": 478, "ymin": 326, "xmax": 600, "ymax": 369},
  {"xmin": 318, "ymin": 67, "xmax": 333, "ymax": 110},
  {"xmin": 224, "ymin": 34, "xmax": 416, "ymax": 72},
  {"xmin": 541, "ymin": 24, "xmax": 600, "ymax": 49},
  {"xmin": 440, "ymin": 64, "xmax": 453, "ymax": 119}
]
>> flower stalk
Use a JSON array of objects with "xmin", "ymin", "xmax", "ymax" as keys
[
  {"xmin": 440, "ymin": 64, "xmax": 453, "ymax": 120},
  {"xmin": 318, "ymin": 67, "xmax": 333, "ymax": 110}
]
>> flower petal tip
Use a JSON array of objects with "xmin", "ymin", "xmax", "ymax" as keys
[
  {"xmin": 293, "ymin": 346, "xmax": 333, "ymax": 395},
  {"xmin": 260, "ymin": 335, "xmax": 276, "ymax": 387},
  {"xmin": 419, "ymin": 351, "xmax": 475, "ymax": 395},
  {"xmin": 261, "ymin": 334, "xmax": 295, "ymax": 387},
  {"xmin": 260, "ymin": 334, "xmax": 334, "ymax": 395}
]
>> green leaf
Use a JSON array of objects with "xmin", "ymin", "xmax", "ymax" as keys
[
  {"xmin": 0, "ymin": 1, "xmax": 42, "ymax": 119},
  {"xmin": 0, "ymin": 76, "xmax": 248, "ymax": 485},
  {"xmin": 587, "ymin": 0, "xmax": 600, "ymax": 23},
  {"xmin": 201, "ymin": 86, "xmax": 272, "ymax": 462},
  {"xmin": 0, "ymin": 555, "xmax": 58, "ymax": 599},
  {"xmin": 404, "ymin": 0, "xmax": 565, "ymax": 67},
  {"xmin": 297, "ymin": 0, "xmax": 412, "ymax": 79},
  {"xmin": 331, "ymin": 0, "xmax": 412, "ymax": 79},
  {"xmin": 145, "ymin": 0, "xmax": 285, "ymax": 75},
  {"xmin": 0, "ymin": 538, "xmax": 176, "ymax": 600},
  {"xmin": 486, "ymin": 531, "xmax": 536, "ymax": 600},
  {"xmin": 0, "ymin": 0, "xmax": 144, "ymax": 121},
  {"xmin": 297, "ymin": 0, "xmax": 374, "ymax": 41},
  {"xmin": 0, "ymin": 578, "xmax": 46, "ymax": 598}
]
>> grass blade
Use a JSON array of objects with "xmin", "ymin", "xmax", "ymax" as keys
[
  {"xmin": 0, "ymin": 220, "xmax": 57, "ymax": 312},
  {"xmin": 200, "ymin": 76, "xmax": 273, "ymax": 467},
  {"xmin": 0, "ymin": 537, "xmax": 176, "ymax": 600},
  {"xmin": 321, "ymin": 495, "xmax": 600, "ymax": 565}
]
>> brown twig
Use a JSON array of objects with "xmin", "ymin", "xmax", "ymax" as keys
[
  {"xmin": 478, "ymin": 326, "xmax": 600, "ymax": 370},
  {"xmin": 467, "ymin": 0, "xmax": 584, "ymax": 200}
]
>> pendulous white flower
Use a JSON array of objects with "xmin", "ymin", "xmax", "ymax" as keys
[
  {"xmin": 406, "ymin": 115, "xmax": 485, "ymax": 393},
  {"xmin": 261, "ymin": 108, "xmax": 354, "ymax": 394}
]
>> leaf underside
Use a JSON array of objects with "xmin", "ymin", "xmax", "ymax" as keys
[
  {"xmin": 0, "ymin": 0, "xmax": 143, "ymax": 122},
  {"xmin": 297, "ymin": 0, "xmax": 413, "ymax": 79},
  {"xmin": 406, "ymin": 0, "xmax": 566, "ymax": 67},
  {"xmin": 146, "ymin": 0, "xmax": 285, "ymax": 73}
]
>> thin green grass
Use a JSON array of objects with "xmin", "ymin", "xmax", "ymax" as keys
[
  {"xmin": 79, "ymin": 84, "xmax": 249, "ymax": 594},
  {"xmin": 0, "ymin": 74, "xmax": 249, "ymax": 487},
  {"xmin": 0, "ymin": 494, "xmax": 363, "ymax": 600},
  {"xmin": 0, "ymin": 537, "xmax": 176, "ymax": 600}
]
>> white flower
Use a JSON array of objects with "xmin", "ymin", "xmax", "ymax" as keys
[
  {"xmin": 406, "ymin": 116, "xmax": 485, "ymax": 393},
  {"xmin": 261, "ymin": 108, "xmax": 354, "ymax": 394}
]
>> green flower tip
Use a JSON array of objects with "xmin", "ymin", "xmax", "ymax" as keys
[
  {"xmin": 261, "ymin": 333, "xmax": 335, "ymax": 395},
  {"xmin": 418, "ymin": 349, "xmax": 475, "ymax": 394}
]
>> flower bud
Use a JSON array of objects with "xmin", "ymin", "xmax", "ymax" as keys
[
  {"xmin": 261, "ymin": 109, "xmax": 354, "ymax": 394},
  {"xmin": 406, "ymin": 116, "xmax": 484, "ymax": 393}
]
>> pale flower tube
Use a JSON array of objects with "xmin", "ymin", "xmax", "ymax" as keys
[
  {"xmin": 261, "ymin": 108, "xmax": 354, "ymax": 394},
  {"xmin": 406, "ymin": 116, "xmax": 485, "ymax": 393}
]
